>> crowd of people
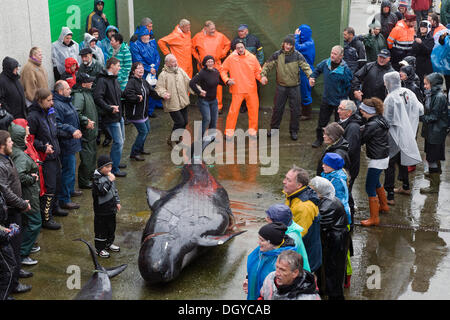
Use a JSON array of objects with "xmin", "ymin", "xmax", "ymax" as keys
[{"xmin": 0, "ymin": 0, "xmax": 449, "ymax": 301}]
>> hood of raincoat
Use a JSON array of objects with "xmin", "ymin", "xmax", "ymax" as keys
[
  {"xmin": 298, "ymin": 24, "xmax": 313, "ymax": 44},
  {"xmin": 400, "ymin": 65, "xmax": 416, "ymax": 83},
  {"xmin": 83, "ymin": 33, "xmax": 97, "ymax": 48},
  {"xmin": 64, "ymin": 57, "xmax": 79, "ymax": 74},
  {"xmin": 94, "ymin": 0, "xmax": 104, "ymax": 15},
  {"xmin": 381, "ymin": 0, "xmax": 392, "ymax": 15},
  {"xmin": 104, "ymin": 25, "xmax": 119, "ymax": 40},
  {"xmin": 309, "ymin": 176, "xmax": 335, "ymax": 200},
  {"xmin": 58, "ymin": 27, "xmax": 75, "ymax": 46},
  {"xmin": 9, "ymin": 121, "xmax": 27, "ymax": 151},
  {"xmin": 1, "ymin": 56, "xmax": 20, "ymax": 80},
  {"xmin": 384, "ymin": 71, "xmax": 401, "ymax": 93},
  {"xmin": 426, "ymin": 72, "xmax": 445, "ymax": 91}
]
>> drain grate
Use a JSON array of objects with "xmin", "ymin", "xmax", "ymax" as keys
[{"xmin": 353, "ymin": 221, "xmax": 450, "ymax": 233}]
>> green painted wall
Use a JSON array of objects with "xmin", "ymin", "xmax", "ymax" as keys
[
  {"xmin": 48, "ymin": 0, "xmax": 117, "ymax": 43},
  {"xmin": 133, "ymin": 0, "xmax": 351, "ymax": 107}
]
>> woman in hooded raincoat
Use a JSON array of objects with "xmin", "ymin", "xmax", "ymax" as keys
[
  {"xmin": 420, "ymin": 73, "xmax": 449, "ymax": 194},
  {"xmin": 309, "ymin": 176, "xmax": 349, "ymax": 300},
  {"xmin": 51, "ymin": 27, "xmax": 79, "ymax": 80}
]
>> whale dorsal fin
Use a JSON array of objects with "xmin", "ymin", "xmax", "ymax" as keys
[
  {"xmin": 146, "ymin": 187, "xmax": 167, "ymax": 210},
  {"xmin": 196, "ymin": 230, "xmax": 247, "ymax": 246}
]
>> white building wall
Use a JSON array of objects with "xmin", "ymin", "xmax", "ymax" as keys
[{"xmin": 0, "ymin": 0, "xmax": 55, "ymax": 87}]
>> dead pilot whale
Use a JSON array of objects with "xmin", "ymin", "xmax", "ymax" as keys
[
  {"xmin": 138, "ymin": 163, "xmax": 246, "ymax": 284},
  {"xmin": 73, "ymin": 238, "xmax": 127, "ymax": 300}
]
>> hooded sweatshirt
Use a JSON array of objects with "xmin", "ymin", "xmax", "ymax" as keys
[
  {"xmin": 86, "ymin": 0, "xmax": 109, "ymax": 40},
  {"xmin": 51, "ymin": 27, "xmax": 79, "ymax": 75},
  {"xmin": 0, "ymin": 57, "xmax": 27, "ymax": 119},
  {"xmin": 383, "ymin": 71, "xmax": 423, "ymax": 165},
  {"xmin": 98, "ymin": 25, "xmax": 119, "ymax": 61}
]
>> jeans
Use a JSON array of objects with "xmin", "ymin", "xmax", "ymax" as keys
[
  {"xmin": 198, "ymin": 98, "xmax": 218, "ymax": 136},
  {"xmin": 131, "ymin": 119, "xmax": 150, "ymax": 156},
  {"xmin": 59, "ymin": 153, "xmax": 76, "ymax": 204},
  {"xmin": 365, "ymin": 168, "xmax": 382, "ymax": 197},
  {"xmin": 105, "ymin": 118, "xmax": 125, "ymax": 174},
  {"xmin": 316, "ymin": 101, "xmax": 339, "ymax": 142}
]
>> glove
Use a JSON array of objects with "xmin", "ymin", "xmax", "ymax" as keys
[{"xmin": 8, "ymin": 223, "xmax": 19, "ymax": 239}]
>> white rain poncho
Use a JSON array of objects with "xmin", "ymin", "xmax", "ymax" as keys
[
  {"xmin": 383, "ymin": 71, "xmax": 423, "ymax": 166},
  {"xmin": 309, "ymin": 176, "xmax": 335, "ymax": 200},
  {"xmin": 51, "ymin": 27, "xmax": 79, "ymax": 75},
  {"xmin": 82, "ymin": 33, "xmax": 105, "ymax": 66}
]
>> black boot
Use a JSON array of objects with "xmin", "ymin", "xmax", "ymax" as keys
[
  {"xmin": 52, "ymin": 200, "xmax": 69, "ymax": 217},
  {"xmin": 40, "ymin": 194, "xmax": 61, "ymax": 230}
]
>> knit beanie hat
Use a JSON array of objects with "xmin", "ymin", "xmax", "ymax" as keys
[
  {"xmin": 97, "ymin": 154, "xmax": 112, "ymax": 169},
  {"xmin": 265, "ymin": 204, "xmax": 293, "ymax": 227},
  {"xmin": 323, "ymin": 152, "xmax": 345, "ymax": 170},
  {"xmin": 258, "ymin": 222, "xmax": 287, "ymax": 246}
]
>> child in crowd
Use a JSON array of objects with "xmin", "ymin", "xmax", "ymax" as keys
[{"xmin": 92, "ymin": 155, "xmax": 121, "ymax": 258}]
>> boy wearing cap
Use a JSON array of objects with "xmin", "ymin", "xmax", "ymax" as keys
[
  {"xmin": 92, "ymin": 155, "xmax": 121, "ymax": 258},
  {"xmin": 244, "ymin": 222, "xmax": 296, "ymax": 300},
  {"xmin": 72, "ymin": 73, "xmax": 98, "ymax": 189}
]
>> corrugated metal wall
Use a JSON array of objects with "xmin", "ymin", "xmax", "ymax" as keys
[{"xmin": 134, "ymin": 0, "xmax": 351, "ymax": 106}]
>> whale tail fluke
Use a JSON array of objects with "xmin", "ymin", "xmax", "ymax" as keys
[
  {"xmin": 196, "ymin": 230, "xmax": 247, "ymax": 247},
  {"xmin": 73, "ymin": 238, "xmax": 102, "ymax": 271},
  {"xmin": 105, "ymin": 264, "xmax": 128, "ymax": 278}
]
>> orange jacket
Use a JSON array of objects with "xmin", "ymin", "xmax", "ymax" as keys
[
  {"xmin": 220, "ymin": 49, "xmax": 262, "ymax": 94},
  {"xmin": 192, "ymin": 30, "xmax": 231, "ymax": 69},
  {"xmin": 387, "ymin": 20, "xmax": 415, "ymax": 50},
  {"xmin": 433, "ymin": 24, "xmax": 447, "ymax": 36},
  {"xmin": 158, "ymin": 25, "xmax": 193, "ymax": 77}
]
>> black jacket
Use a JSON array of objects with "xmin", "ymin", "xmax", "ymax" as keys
[
  {"xmin": 92, "ymin": 169, "xmax": 120, "ymax": 215},
  {"xmin": 93, "ymin": 70, "xmax": 122, "ymax": 124},
  {"xmin": 411, "ymin": 32, "xmax": 434, "ymax": 81},
  {"xmin": 0, "ymin": 108, "xmax": 13, "ymax": 131},
  {"xmin": 0, "ymin": 190, "xmax": 9, "ymax": 243},
  {"xmin": 123, "ymin": 76, "xmax": 160, "ymax": 121},
  {"xmin": 344, "ymin": 37, "xmax": 367, "ymax": 74},
  {"xmin": 316, "ymin": 137, "xmax": 351, "ymax": 176},
  {"xmin": 26, "ymin": 102, "xmax": 61, "ymax": 160},
  {"xmin": 0, "ymin": 57, "xmax": 27, "ymax": 119},
  {"xmin": 361, "ymin": 114, "xmax": 390, "ymax": 159},
  {"xmin": 373, "ymin": 0, "xmax": 399, "ymax": 39},
  {"xmin": 401, "ymin": 65, "xmax": 424, "ymax": 103},
  {"xmin": 319, "ymin": 197, "xmax": 349, "ymax": 233},
  {"xmin": 352, "ymin": 60, "xmax": 394, "ymax": 101},
  {"xmin": 189, "ymin": 67, "xmax": 224, "ymax": 101},
  {"xmin": 0, "ymin": 155, "xmax": 28, "ymax": 211},
  {"xmin": 339, "ymin": 113, "xmax": 363, "ymax": 180}
]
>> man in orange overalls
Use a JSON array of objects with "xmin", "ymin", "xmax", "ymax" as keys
[
  {"xmin": 157, "ymin": 19, "xmax": 193, "ymax": 77},
  {"xmin": 192, "ymin": 21, "xmax": 231, "ymax": 112},
  {"xmin": 220, "ymin": 40, "xmax": 263, "ymax": 138}
]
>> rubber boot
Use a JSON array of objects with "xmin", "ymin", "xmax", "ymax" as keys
[
  {"xmin": 300, "ymin": 104, "xmax": 312, "ymax": 121},
  {"xmin": 420, "ymin": 172, "xmax": 440, "ymax": 194},
  {"xmin": 376, "ymin": 187, "xmax": 389, "ymax": 214},
  {"xmin": 40, "ymin": 194, "xmax": 61, "ymax": 230},
  {"xmin": 361, "ymin": 197, "xmax": 380, "ymax": 227}
]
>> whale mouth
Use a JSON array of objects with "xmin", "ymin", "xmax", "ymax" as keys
[{"xmin": 142, "ymin": 232, "xmax": 169, "ymax": 243}]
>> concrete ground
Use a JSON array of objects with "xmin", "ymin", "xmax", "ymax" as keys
[{"xmin": 11, "ymin": 0, "xmax": 450, "ymax": 300}]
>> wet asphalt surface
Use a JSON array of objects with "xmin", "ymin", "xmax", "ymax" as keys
[{"xmin": 12, "ymin": 96, "xmax": 450, "ymax": 300}]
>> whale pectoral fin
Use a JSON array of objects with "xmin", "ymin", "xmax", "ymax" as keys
[
  {"xmin": 146, "ymin": 187, "xmax": 167, "ymax": 210},
  {"xmin": 197, "ymin": 230, "xmax": 247, "ymax": 246},
  {"xmin": 106, "ymin": 264, "xmax": 128, "ymax": 279}
]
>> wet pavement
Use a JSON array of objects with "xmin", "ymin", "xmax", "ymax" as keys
[{"xmin": 13, "ymin": 99, "xmax": 450, "ymax": 300}]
